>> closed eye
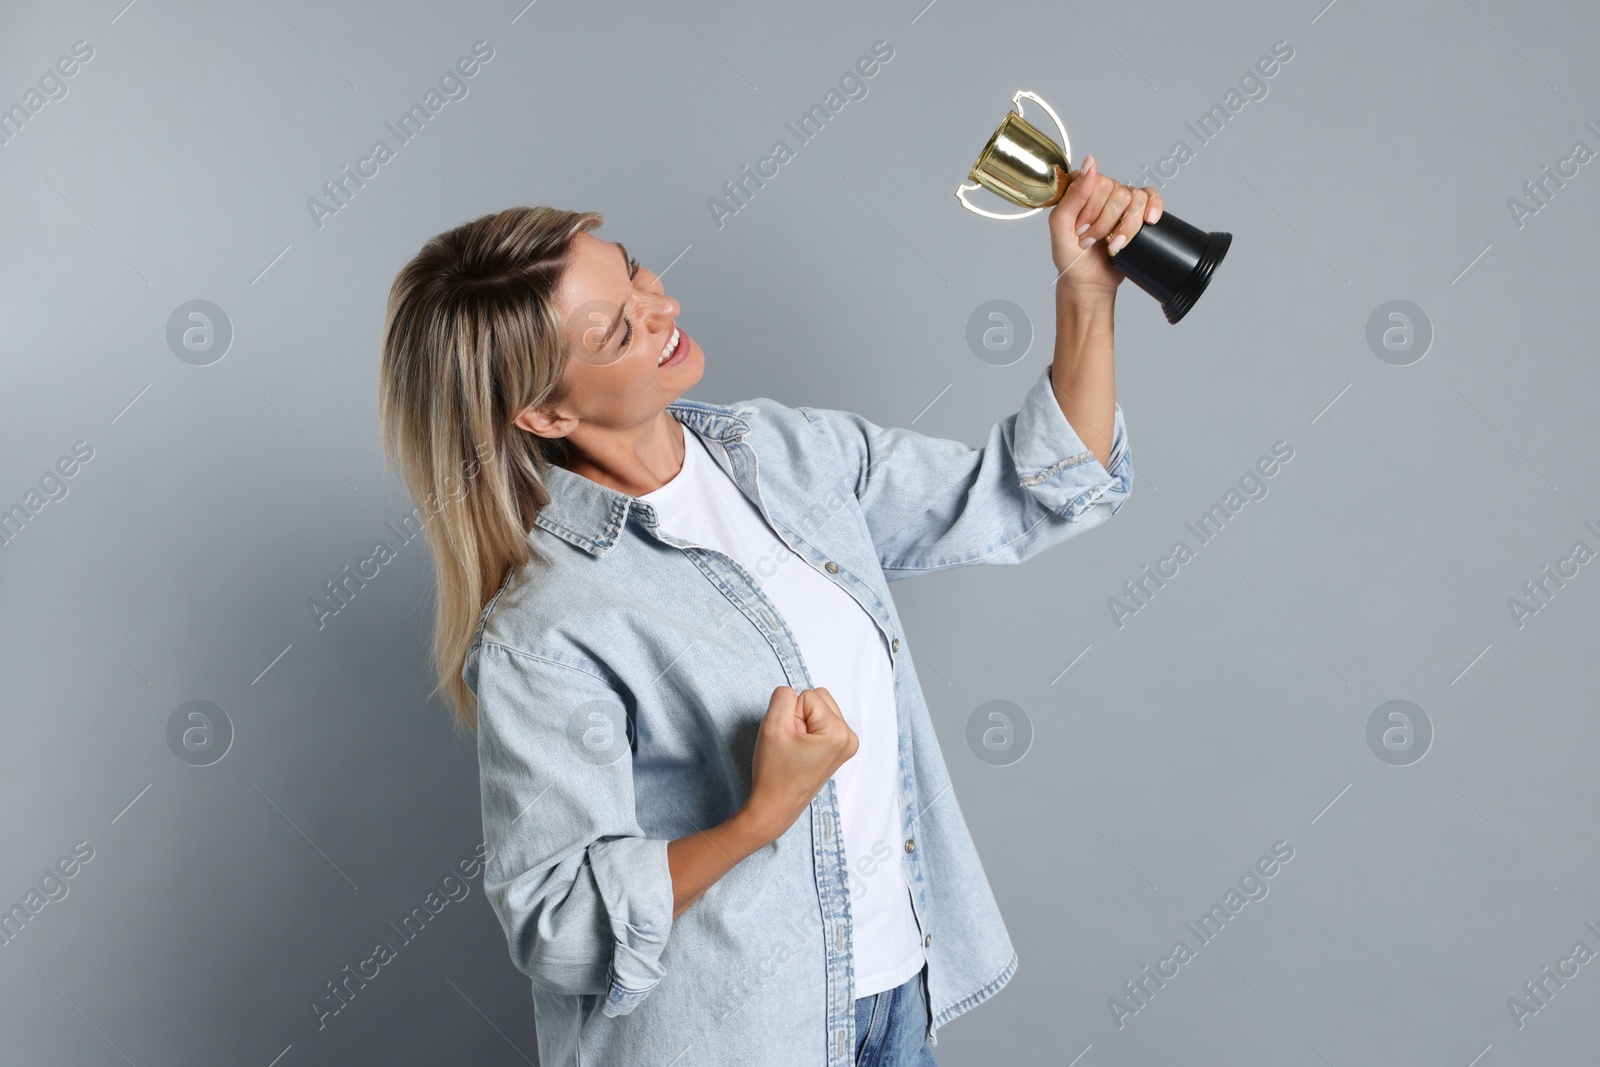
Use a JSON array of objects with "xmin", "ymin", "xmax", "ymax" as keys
[{"xmin": 620, "ymin": 256, "xmax": 642, "ymax": 348}]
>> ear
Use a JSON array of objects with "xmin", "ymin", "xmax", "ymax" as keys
[{"xmin": 512, "ymin": 402, "xmax": 577, "ymax": 440}]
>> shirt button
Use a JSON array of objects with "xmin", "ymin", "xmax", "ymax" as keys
[
  {"xmin": 904, "ymin": 838, "xmax": 915, "ymax": 853},
  {"xmin": 891, "ymin": 638, "xmax": 900, "ymax": 653},
  {"xmin": 825, "ymin": 561, "xmax": 840, "ymax": 573},
  {"xmin": 925, "ymin": 934, "xmax": 933, "ymax": 947}
]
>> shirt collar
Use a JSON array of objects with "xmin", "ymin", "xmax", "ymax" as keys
[{"xmin": 531, "ymin": 396, "xmax": 752, "ymax": 557}]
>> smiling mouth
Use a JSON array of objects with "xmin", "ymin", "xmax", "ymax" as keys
[{"xmin": 658, "ymin": 325, "xmax": 684, "ymax": 366}]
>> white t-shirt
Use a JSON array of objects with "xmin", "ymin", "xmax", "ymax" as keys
[{"xmin": 638, "ymin": 419, "xmax": 927, "ymax": 997}]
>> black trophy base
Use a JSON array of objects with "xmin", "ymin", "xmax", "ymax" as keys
[{"xmin": 1113, "ymin": 212, "xmax": 1232, "ymax": 325}]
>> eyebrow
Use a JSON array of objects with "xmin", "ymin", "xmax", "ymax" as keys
[{"xmin": 597, "ymin": 242, "xmax": 632, "ymax": 349}]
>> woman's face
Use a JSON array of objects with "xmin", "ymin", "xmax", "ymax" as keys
[{"xmin": 521, "ymin": 231, "xmax": 703, "ymax": 442}]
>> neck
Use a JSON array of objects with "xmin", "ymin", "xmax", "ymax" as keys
[{"xmin": 559, "ymin": 409, "xmax": 685, "ymax": 497}]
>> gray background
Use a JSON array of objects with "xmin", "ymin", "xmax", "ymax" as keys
[{"xmin": 2, "ymin": 0, "xmax": 1596, "ymax": 1063}]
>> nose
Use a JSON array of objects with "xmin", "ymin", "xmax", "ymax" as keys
[{"xmin": 640, "ymin": 286, "xmax": 678, "ymax": 328}]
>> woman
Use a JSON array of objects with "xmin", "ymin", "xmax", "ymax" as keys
[{"xmin": 377, "ymin": 156, "xmax": 1155, "ymax": 1066}]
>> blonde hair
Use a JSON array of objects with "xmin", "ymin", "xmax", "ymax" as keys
[{"xmin": 378, "ymin": 205, "xmax": 603, "ymax": 732}]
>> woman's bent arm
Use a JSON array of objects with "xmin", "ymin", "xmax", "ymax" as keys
[
  {"xmin": 666, "ymin": 808, "xmax": 776, "ymax": 919},
  {"xmin": 668, "ymin": 685, "xmax": 858, "ymax": 919}
]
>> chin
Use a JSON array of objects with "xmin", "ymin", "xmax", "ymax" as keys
[{"xmin": 674, "ymin": 343, "xmax": 705, "ymax": 382}]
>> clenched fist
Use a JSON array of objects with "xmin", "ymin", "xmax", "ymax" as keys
[{"xmin": 745, "ymin": 685, "xmax": 860, "ymax": 842}]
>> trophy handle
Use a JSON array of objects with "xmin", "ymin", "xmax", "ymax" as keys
[
  {"xmin": 1013, "ymin": 90, "xmax": 1071, "ymax": 169},
  {"xmin": 954, "ymin": 181, "xmax": 1044, "ymax": 220}
]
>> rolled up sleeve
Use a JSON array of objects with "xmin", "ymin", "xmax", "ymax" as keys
[
  {"xmin": 1012, "ymin": 365, "xmax": 1131, "ymax": 522},
  {"xmin": 468, "ymin": 641, "xmax": 675, "ymax": 1017},
  {"xmin": 797, "ymin": 364, "xmax": 1132, "ymax": 580}
]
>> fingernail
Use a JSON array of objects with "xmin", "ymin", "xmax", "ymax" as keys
[
  {"xmin": 1075, "ymin": 222, "xmax": 1089, "ymax": 236},
  {"xmin": 1145, "ymin": 208, "xmax": 1157, "ymax": 224},
  {"xmin": 1107, "ymin": 234, "xmax": 1127, "ymax": 255},
  {"xmin": 1084, "ymin": 154, "xmax": 1095, "ymax": 171},
  {"xmin": 1079, "ymin": 236, "xmax": 1096, "ymax": 250}
]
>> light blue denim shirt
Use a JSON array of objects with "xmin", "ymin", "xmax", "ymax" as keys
[{"xmin": 464, "ymin": 364, "xmax": 1132, "ymax": 1067}]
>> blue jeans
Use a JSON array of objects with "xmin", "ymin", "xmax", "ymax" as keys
[{"xmin": 854, "ymin": 969, "xmax": 938, "ymax": 1066}]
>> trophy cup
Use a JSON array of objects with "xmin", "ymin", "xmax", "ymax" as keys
[{"xmin": 957, "ymin": 90, "xmax": 1231, "ymax": 325}]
